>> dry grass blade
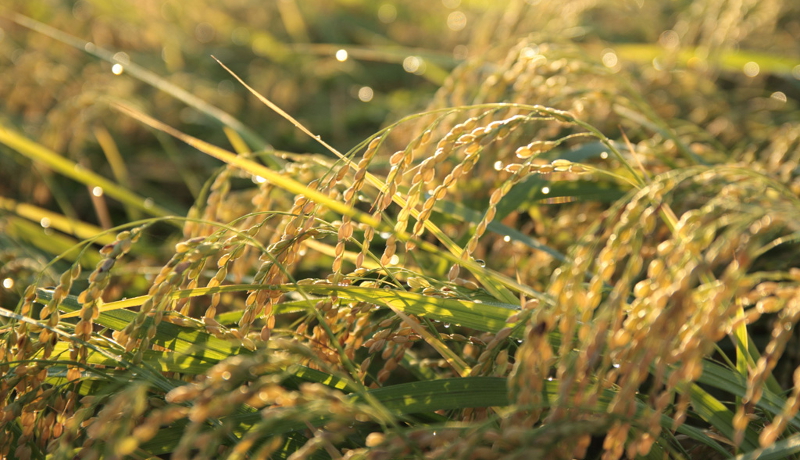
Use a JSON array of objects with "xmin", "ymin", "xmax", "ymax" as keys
[{"xmin": 112, "ymin": 102, "xmax": 377, "ymax": 228}]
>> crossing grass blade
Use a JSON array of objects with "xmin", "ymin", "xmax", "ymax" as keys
[
  {"xmin": 0, "ymin": 123, "xmax": 177, "ymax": 218},
  {"xmin": 6, "ymin": 12, "xmax": 271, "ymax": 153},
  {"xmin": 4, "ymin": 217, "xmax": 102, "ymax": 265},
  {"xmin": 0, "ymin": 197, "xmax": 115, "ymax": 246},
  {"xmin": 49, "ymin": 283, "xmax": 520, "ymax": 336}
]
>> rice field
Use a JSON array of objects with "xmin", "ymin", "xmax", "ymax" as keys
[{"xmin": 1, "ymin": 1, "xmax": 800, "ymax": 459}]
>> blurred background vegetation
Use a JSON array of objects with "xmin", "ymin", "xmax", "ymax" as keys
[
  {"xmin": 1, "ymin": 0, "xmax": 798, "ymax": 212},
  {"xmin": 1, "ymin": 0, "xmax": 799, "ymax": 322}
]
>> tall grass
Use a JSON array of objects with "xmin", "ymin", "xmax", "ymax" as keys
[{"xmin": 2, "ymin": 2, "xmax": 800, "ymax": 459}]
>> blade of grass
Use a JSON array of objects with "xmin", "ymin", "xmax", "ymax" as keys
[
  {"xmin": 36, "ymin": 288, "xmax": 241, "ymax": 362},
  {"xmin": 113, "ymin": 102, "xmax": 379, "ymax": 228},
  {"xmin": 611, "ymin": 43, "xmax": 800, "ymax": 75},
  {"xmin": 142, "ymin": 376, "xmax": 731, "ymax": 458},
  {"xmin": 40, "ymin": 342, "xmax": 217, "ymax": 375},
  {"xmin": 0, "ymin": 123, "xmax": 177, "ymax": 218},
  {"xmin": 303, "ymin": 238, "xmax": 383, "ymax": 270},
  {"xmin": 5, "ymin": 12, "xmax": 270, "ymax": 153},
  {"xmin": 688, "ymin": 382, "xmax": 761, "ymax": 452},
  {"xmin": 613, "ymin": 104, "xmax": 705, "ymax": 165},
  {"xmin": 0, "ymin": 196, "xmax": 115, "ymax": 246},
  {"xmin": 5, "ymin": 217, "xmax": 102, "ymax": 265},
  {"xmin": 387, "ymin": 306, "xmax": 469, "ymax": 377},
  {"xmin": 434, "ymin": 197, "xmax": 567, "ymax": 263},
  {"xmin": 733, "ymin": 432, "xmax": 800, "ymax": 460},
  {"xmin": 93, "ymin": 124, "xmax": 140, "ymax": 221},
  {"xmin": 700, "ymin": 360, "xmax": 800, "ymax": 430},
  {"xmin": 223, "ymin": 126, "xmax": 252, "ymax": 155},
  {"xmin": 54, "ymin": 284, "xmax": 521, "ymax": 337},
  {"xmin": 151, "ymin": 130, "xmax": 204, "ymax": 199},
  {"xmin": 0, "ymin": 306, "xmax": 171, "ymax": 391}
]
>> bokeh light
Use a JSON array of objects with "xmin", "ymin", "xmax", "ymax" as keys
[
  {"xmin": 770, "ymin": 91, "xmax": 787, "ymax": 103},
  {"xmin": 602, "ymin": 50, "xmax": 618, "ymax": 68},
  {"xmin": 447, "ymin": 11, "xmax": 467, "ymax": 31},
  {"xmin": 743, "ymin": 61, "xmax": 760, "ymax": 77},
  {"xmin": 195, "ymin": 22, "xmax": 216, "ymax": 43},
  {"xmin": 358, "ymin": 86, "xmax": 374, "ymax": 102},
  {"xmin": 378, "ymin": 4, "xmax": 397, "ymax": 23},
  {"xmin": 401, "ymin": 56, "xmax": 427, "ymax": 75}
]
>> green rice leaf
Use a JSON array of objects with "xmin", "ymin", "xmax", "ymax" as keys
[{"xmin": 0, "ymin": 123, "xmax": 177, "ymax": 217}]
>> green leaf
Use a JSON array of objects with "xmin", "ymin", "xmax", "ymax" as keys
[
  {"xmin": 434, "ymin": 198, "xmax": 566, "ymax": 263},
  {"xmin": 496, "ymin": 176, "xmax": 627, "ymax": 219},
  {"xmin": 700, "ymin": 360, "xmax": 800, "ymax": 431},
  {"xmin": 36, "ymin": 288, "xmax": 242, "ymax": 362},
  {"xmin": 558, "ymin": 141, "xmax": 624, "ymax": 162},
  {"xmin": 688, "ymin": 382, "xmax": 761, "ymax": 452},
  {"xmin": 0, "ymin": 196, "xmax": 116, "ymax": 246},
  {"xmin": 613, "ymin": 43, "xmax": 800, "ymax": 75},
  {"xmin": 309, "ymin": 285, "xmax": 520, "ymax": 335},
  {"xmin": 733, "ymin": 433, "xmax": 800, "ymax": 460},
  {"xmin": 353, "ymin": 376, "xmax": 509, "ymax": 412},
  {"xmin": 0, "ymin": 123, "xmax": 178, "ymax": 217},
  {"xmin": 4, "ymin": 217, "xmax": 102, "ymax": 265}
]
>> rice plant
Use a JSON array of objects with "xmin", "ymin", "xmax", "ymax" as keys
[{"xmin": 2, "ymin": 2, "xmax": 800, "ymax": 459}]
